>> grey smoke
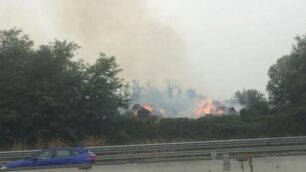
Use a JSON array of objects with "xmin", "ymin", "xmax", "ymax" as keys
[
  {"xmin": 0, "ymin": 0, "xmax": 187, "ymax": 89},
  {"xmin": 129, "ymin": 81, "xmax": 241, "ymax": 117},
  {"xmin": 130, "ymin": 81, "xmax": 196, "ymax": 117},
  {"xmin": 48, "ymin": 0, "xmax": 187, "ymax": 88}
]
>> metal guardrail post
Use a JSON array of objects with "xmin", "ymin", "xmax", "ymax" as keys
[
  {"xmin": 223, "ymin": 153, "xmax": 231, "ymax": 171},
  {"xmin": 210, "ymin": 151, "xmax": 217, "ymax": 160}
]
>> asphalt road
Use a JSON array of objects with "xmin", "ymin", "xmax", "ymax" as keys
[{"xmin": 21, "ymin": 155, "xmax": 306, "ymax": 172}]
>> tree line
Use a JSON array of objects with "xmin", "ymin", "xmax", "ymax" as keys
[
  {"xmin": 0, "ymin": 28, "xmax": 306, "ymax": 150},
  {"xmin": 0, "ymin": 29, "xmax": 129, "ymax": 149}
]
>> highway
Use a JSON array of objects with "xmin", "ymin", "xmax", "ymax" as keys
[
  {"xmin": 20, "ymin": 155, "xmax": 306, "ymax": 172},
  {"xmin": 2, "ymin": 136, "xmax": 306, "ymax": 164},
  {"xmin": 2, "ymin": 136, "xmax": 306, "ymax": 171}
]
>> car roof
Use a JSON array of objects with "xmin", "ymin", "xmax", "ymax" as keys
[{"xmin": 42, "ymin": 147, "xmax": 85, "ymax": 151}]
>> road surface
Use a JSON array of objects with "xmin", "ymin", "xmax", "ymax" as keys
[{"xmin": 21, "ymin": 155, "xmax": 306, "ymax": 172}]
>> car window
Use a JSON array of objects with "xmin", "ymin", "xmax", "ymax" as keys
[
  {"xmin": 37, "ymin": 150, "xmax": 53, "ymax": 159},
  {"xmin": 70, "ymin": 150, "xmax": 81, "ymax": 156},
  {"xmin": 55, "ymin": 150, "xmax": 71, "ymax": 158}
]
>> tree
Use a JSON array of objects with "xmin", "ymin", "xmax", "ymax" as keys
[
  {"xmin": 79, "ymin": 54, "xmax": 129, "ymax": 136},
  {"xmin": 234, "ymin": 89, "xmax": 269, "ymax": 120},
  {"xmin": 0, "ymin": 28, "xmax": 129, "ymax": 147},
  {"xmin": 267, "ymin": 35, "xmax": 306, "ymax": 111},
  {"xmin": 0, "ymin": 28, "xmax": 34, "ymax": 146}
]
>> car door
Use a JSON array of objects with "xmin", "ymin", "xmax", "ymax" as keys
[
  {"xmin": 53, "ymin": 149, "xmax": 73, "ymax": 165},
  {"xmin": 69, "ymin": 149, "xmax": 83, "ymax": 164},
  {"xmin": 33, "ymin": 150, "xmax": 55, "ymax": 166}
]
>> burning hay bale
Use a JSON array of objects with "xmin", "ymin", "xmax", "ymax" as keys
[
  {"xmin": 194, "ymin": 98, "xmax": 238, "ymax": 117},
  {"xmin": 127, "ymin": 101, "xmax": 238, "ymax": 119},
  {"xmin": 129, "ymin": 82, "xmax": 241, "ymax": 118},
  {"xmin": 126, "ymin": 92, "xmax": 240, "ymax": 118},
  {"xmin": 126, "ymin": 103, "xmax": 166, "ymax": 120},
  {"xmin": 131, "ymin": 104, "xmax": 152, "ymax": 119}
]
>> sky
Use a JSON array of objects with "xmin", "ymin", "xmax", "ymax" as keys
[{"xmin": 0, "ymin": 0, "xmax": 306, "ymax": 100}]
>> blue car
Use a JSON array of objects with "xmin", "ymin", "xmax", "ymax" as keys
[{"xmin": 0, "ymin": 147, "xmax": 96, "ymax": 170}]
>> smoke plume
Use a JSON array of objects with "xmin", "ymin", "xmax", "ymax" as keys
[
  {"xmin": 129, "ymin": 81, "xmax": 241, "ymax": 118},
  {"xmin": 50, "ymin": 0, "xmax": 187, "ymax": 88},
  {"xmin": 0, "ymin": 0, "xmax": 187, "ymax": 88}
]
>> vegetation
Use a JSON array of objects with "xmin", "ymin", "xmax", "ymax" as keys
[
  {"xmin": 267, "ymin": 35, "xmax": 306, "ymax": 111},
  {"xmin": 0, "ymin": 29, "xmax": 129, "ymax": 149},
  {"xmin": 1, "ymin": 28, "xmax": 306, "ymax": 150},
  {"xmin": 234, "ymin": 89, "xmax": 270, "ymax": 121}
]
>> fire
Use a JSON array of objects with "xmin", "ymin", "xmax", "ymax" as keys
[
  {"xmin": 194, "ymin": 98, "xmax": 213, "ymax": 117},
  {"xmin": 194, "ymin": 98, "xmax": 225, "ymax": 117},
  {"xmin": 143, "ymin": 103, "xmax": 154, "ymax": 113},
  {"xmin": 131, "ymin": 98, "xmax": 231, "ymax": 118},
  {"xmin": 143, "ymin": 103, "xmax": 166, "ymax": 115}
]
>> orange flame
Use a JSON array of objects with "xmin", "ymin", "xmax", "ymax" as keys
[
  {"xmin": 194, "ymin": 98, "xmax": 213, "ymax": 117},
  {"xmin": 143, "ymin": 103, "xmax": 154, "ymax": 113},
  {"xmin": 194, "ymin": 98, "xmax": 226, "ymax": 117}
]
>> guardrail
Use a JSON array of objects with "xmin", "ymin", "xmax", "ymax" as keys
[{"xmin": 1, "ymin": 136, "xmax": 306, "ymax": 164}]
